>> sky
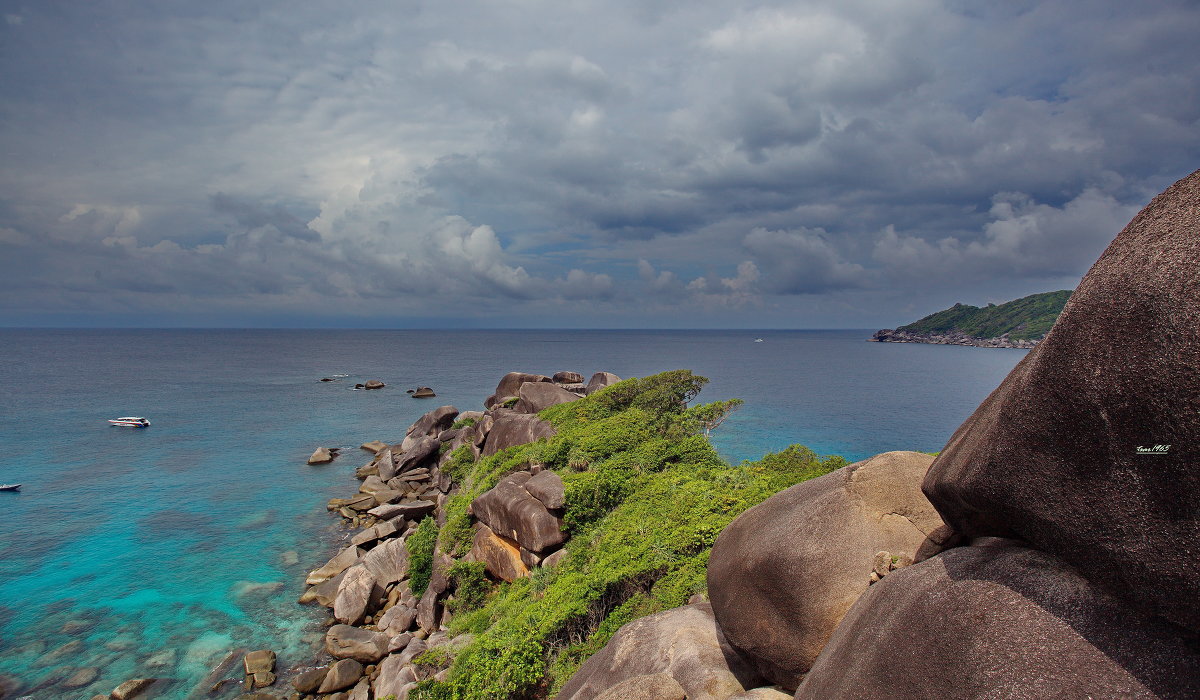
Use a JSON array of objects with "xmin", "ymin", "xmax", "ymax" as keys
[{"xmin": 1, "ymin": 1, "xmax": 1197, "ymax": 328}]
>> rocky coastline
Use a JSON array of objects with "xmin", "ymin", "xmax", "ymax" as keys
[
  {"xmin": 870, "ymin": 328, "xmax": 1039, "ymax": 349},
  {"xmin": 264, "ymin": 369, "xmax": 621, "ymax": 700},
  {"xmin": 47, "ymin": 168, "xmax": 1200, "ymax": 700}
]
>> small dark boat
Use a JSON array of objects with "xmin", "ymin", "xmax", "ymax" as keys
[{"xmin": 0, "ymin": 484, "xmax": 20, "ymax": 492}]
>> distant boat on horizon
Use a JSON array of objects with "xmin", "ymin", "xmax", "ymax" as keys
[
  {"xmin": 108, "ymin": 416, "xmax": 150, "ymax": 428},
  {"xmin": 754, "ymin": 338, "xmax": 764, "ymax": 343}
]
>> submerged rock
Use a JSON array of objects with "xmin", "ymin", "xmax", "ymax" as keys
[{"xmin": 110, "ymin": 677, "xmax": 156, "ymax": 700}]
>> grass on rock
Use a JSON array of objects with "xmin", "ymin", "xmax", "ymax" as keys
[{"xmin": 412, "ymin": 370, "xmax": 846, "ymax": 699}]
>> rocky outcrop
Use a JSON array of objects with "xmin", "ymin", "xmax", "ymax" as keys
[
  {"xmin": 707, "ymin": 451, "xmax": 948, "ymax": 688},
  {"xmin": 364, "ymin": 380, "xmax": 386, "ymax": 390},
  {"xmin": 595, "ymin": 673, "xmax": 687, "ymax": 700},
  {"xmin": 307, "ymin": 446, "xmax": 334, "ymax": 464},
  {"xmin": 360, "ymin": 537, "xmax": 411, "ymax": 587},
  {"xmin": 373, "ymin": 653, "xmax": 418, "ymax": 698},
  {"xmin": 585, "ymin": 371, "xmax": 621, "ymax": 395},
  {"xmin": 380, "ymin": 437, "xmax": 440, "ymax": 480},
  {"xmin": 557, "ymin": 602, "xmax": 762, "ymax": 700},
  {"xmin": 870, "ymin": 328, "xmax": 1039, "ymax": 348},
  {"xmin": 797, "ymin": 539, "xmax": 1200, "ymax": 699},
  {"xmin": 318, "ymin": 658, "xmax": 364, "ymax": 692},
  {"xmin": 333, "ymin": 565, "xmax": 383, "ymax": 625},
  {"xmin": 306, "ymin": 545, "xmax": 362, "ymax": 585},
  {"xmin": 484, "ymin": 371, "xmax": 552, "ymax": 409},
  {"xmin": 524, "ymin": 470, "xmax": 564, "ymax": 510},
  {"xmin": 401, "ymin": 406, "xmax": 459, "ymax": 451},
  {"xmin": 468, "ymin": 524, "xmax": 529, "ymax": 581},
  {"xmin": 360, "ymin": 440, "xmax": 387, "ymax": 453},
  {"xmin": 325, "ymin": 625, "xmax": 389, "ymax": 664},
  {"xmin": 923, "ymin": 168, "xmax": 1200, "ymax": 632},
  {"xmin": 470, "ymin": 471, "xmax": 565, "ymax": 553},
  {"xmin": 243, "ymin": 650, "xmax": 276, "ymax": 689},
  {"xmin": 481, "ymin": 412, "xmax": 557, "ymax": 456},
  {"xmin": 512, "ymin": 382, "xmax": 580, "ymax": 414},
  {"xmin": 553, "ymin": 371, "xmax": 584, "ymax": 384}
]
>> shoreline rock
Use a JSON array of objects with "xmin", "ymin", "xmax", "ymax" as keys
[{"xmin": 870, "ymin": 328, "xmax": 1038, "ymax": 349}]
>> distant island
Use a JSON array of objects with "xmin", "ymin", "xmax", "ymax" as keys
[{"xmin": 871, "ymin": 290, "xmax": 1072, "ymax": 349}]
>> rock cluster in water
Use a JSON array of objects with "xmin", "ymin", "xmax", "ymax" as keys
[
  {"xmin": 556, "ymin": 169, "xmax": 1200, "ymax": 699},
  {"xmin": 278, "ymin": 369, "xmax": 620, "ymax": 699}
]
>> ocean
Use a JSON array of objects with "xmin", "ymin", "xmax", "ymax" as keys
[{"xmin": 0, "ymin": 329, "xmax": 1024, "ymax": 698}]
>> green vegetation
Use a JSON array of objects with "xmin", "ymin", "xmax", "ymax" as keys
[
  {"xmin": 897, "ymin": 290, "xmax": 1071, "ymax": 340},
  {"xmin": 411, "ymin": 370, "xmax": 846, "ymax": 700},
  {"xmin": 451, "ymin": 416, "xmax": 478, "ymax": 430},
  {"xmin": 407, "ymin": 517, "xmax": 439, "ymax": 596},
  {"xmin": 446, "ymin": 561, "xmax": 491, "ymax": 615}
]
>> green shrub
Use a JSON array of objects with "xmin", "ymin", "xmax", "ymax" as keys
[
  {"xmin": 407, "ymin": 517, "xmax": 439, "ymax": 596},
  {"xmin": 412, "ymin": 370, "xmax": 847, "ymax": 699},
  {"xmin": 446, "ymin": 560, "xmax": 491, "ymax": 614},
  {"xmin": 451, "ymin": 416, "xmax": 478, "ymax": 430}
]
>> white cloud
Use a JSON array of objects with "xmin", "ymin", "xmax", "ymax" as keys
[{"xmin": 872, "ymin": 188, "xmax": 1140, "ymax": 282}]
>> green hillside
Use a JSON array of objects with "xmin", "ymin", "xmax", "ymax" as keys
[
  {"xmin": 410, "ymin": 371, "xmax": 846, "ymax": 699},
  {"xmin": 898, "ymin": 290, "xmax": 1072, "ymax": 341}
]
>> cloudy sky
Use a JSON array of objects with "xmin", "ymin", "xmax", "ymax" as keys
[{"xmin": 1, "ymin": 1, "xmax": 1197, "ymax": 327}]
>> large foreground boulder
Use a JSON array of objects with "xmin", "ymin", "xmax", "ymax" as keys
[
  {"xmin": 796, "ymin": 540, "xmax": 1200, "ymax": 699},
  {"xmin": 481, "ymin": 412, "xmax": 557, "ymax": 456},
  {"xmin": 923, "ymin": 168, "xmax": 1200, "ymax": 632},
  {"xmin": 707, "ymin": 451, "xmax": 949, "ymax": 688},
  {"xmin": 512, "ymin": 382, "xmax": 580, "ymax": 414},
  {"xmin": 557, "ymin": 602, "xmax": 762, "ymax": 700}
]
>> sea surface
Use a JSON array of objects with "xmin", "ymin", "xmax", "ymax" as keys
[{"xmin": 0, "ymin": 329, "xmax": 1025, "ymax": 698}]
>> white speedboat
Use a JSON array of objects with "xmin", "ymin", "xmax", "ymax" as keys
[{"xmin": 108, "ymin": 417, "xmax": 150, "ymax": 428}]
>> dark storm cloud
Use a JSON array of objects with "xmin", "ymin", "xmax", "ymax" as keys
[{"xmin": 0, "ymin": 0, "xmax": 1197, "ymax": 326}]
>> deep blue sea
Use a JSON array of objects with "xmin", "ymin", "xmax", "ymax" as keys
[{"xmin": 0, "ymin": 329, "xmax": 1024, "ymax": 698}]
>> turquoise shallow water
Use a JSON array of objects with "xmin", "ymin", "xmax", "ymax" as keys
[{"xmin": 0, "ymin": 329, "xmax": 1024, "ymax": 698}]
